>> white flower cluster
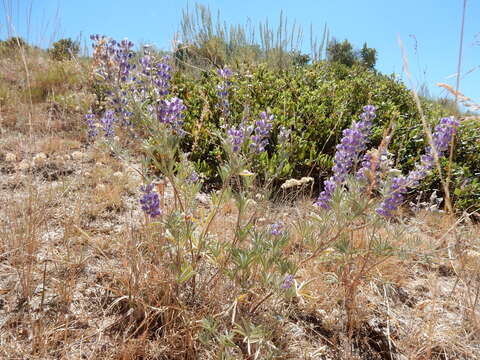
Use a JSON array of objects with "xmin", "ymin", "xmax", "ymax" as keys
[{"xmin": 281, "ymin": 177, "xmax": 314, "ymax": 189}]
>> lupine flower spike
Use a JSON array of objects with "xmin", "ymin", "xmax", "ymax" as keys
[
  {"xmin": 85, "ymin": 112, "xmax": 98, "ymax": 138},
  {"xmin": 140, "ymin": 184, "xmax": 161, "ymax": 218},
  {"xmin": 376, "ymin": 117, "xmax": 459, "ymax": 217},
  {"xmin": 157, "ymin": 97, "xmax": 187, "ymax": 135},
  {"xmin": 250, "ymin": 111, "xmax": 273, "ymax": 153},
  {"xmin": 315, "ymin": 105, "xmax": 377, "ymax": 209},
  {"xmin": 217, "ymin": 67, "xmax": 233, "ymax": 118},
  {"xmin": 227, "ymin": 120, "xmax": 252, "ymax": 152},
  {"xmin": 270, "ymin": 222, "xmax": 283, "ymax": 236},
  {"xmin": 281, "ymin": 274, "xmax": 295, "ymax": 289},
  {"xmin": 100, "ymin": 110, "xmax": 116, "ymax": 138}
]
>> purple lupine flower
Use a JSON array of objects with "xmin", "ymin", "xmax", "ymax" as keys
[
  {"xmin": 217, "ymin": 67, "xmax": 233, "ymax": 79},
  {"xmin": 227, "ymin": 120, "xmax": 252, "ymax": 152},
  {"xmin": 139, "ymin": 48, "xmax": 153, "ymax": 76},
  {"xmin": 315, "ymin": 179, "xmax": 337, "ymax": 209},
  {"xmin": 376, "ymin": 117, "xmax": 459, "ymax": 217},
  {"xmin": 100, "ymin": 110, "xmax": 116, "ymax": 137},
  {"xmin": 356, "ymin": 152, "xmax": 375, "ymax": 181},
  {"xmin": 90, "ymin": 35, "xmax": 135, "ymax": 84},
  {"xmin": 229, "ymin": 129, "xmax": 244, "ymax": 152},
  {"xmin": 250, "ymin": 111, "xmax": 273, "ymax": 153},
  {"xmin": 134, "ymin": 51, "xmax": 172, "ymax": 101},
  {"xmin": 315, "ymin": 105, "xmax": 377, "ymax": 209},
  {"xmin": 154, "ymin": 57, "xmax": 172, "ymax": 96},
  {"xmin": 85, "ymin": 112, "xmax": 98, "ymax": 138},
  {"xmin": 140, "ymin": 184, "xmax": 161, "ymax": 218},
  {"xmin": 188, "ymin": 170, "xmax": 199, "ymax": 183},
  {"xmin": 280, "ymin": 274, "xmax": 294, "ymax": 289},
  {"xmin": 227, "ymin": 127, "xmax": 245, "ymax": 152},
  {"xmin": 115, "ymin": 38, "xmax": 135, "ymax": 82},
  {"xmin": 270, "ymin": 222, "xmax": 283, "ymax": 236},
  {"xmin": 375, "ymin": 176, "xmax": 409, "ymax": 217},
  {"xmin": 216, "ymin": 67, "xmax": 233, "ymax": 118},
  {"xmin": 157, "ymin": 97, "xmax": 186, "ymax": 135}
]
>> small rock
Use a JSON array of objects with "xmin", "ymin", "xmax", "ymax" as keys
[
  {"xmin": 466, "ymin": 250, "xmax": 480, "ymax": 259},
  {"xmin": 18, "ymin": 159, "xmax": 31, "ymax": 171},
  {"xmin": 112, "ymin": 171, "xmax": 123, "ymax": 178},
  {"xmin": 33, "ymin": 153, "xmax": 47, "ymax": 165},
  {"xmin": 96, "ymin": 183, "xmax": 106, "ymax": 191},
  {"xmin": 71, "ymin": 151, "xmax": 85, "ymax": 161},
  {"xmin": 195, "ymin": 193, "xmax": 211, "ymax": 206},
  {"xmin": 4, "ymin": 152, "xmax": 16, "ymax": 162}
]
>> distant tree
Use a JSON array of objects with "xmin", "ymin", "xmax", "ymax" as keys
[
  {"xmin": 49, "ymin": 38, "xmax": 79, "ymax": 60},
  {"xmin": 290, "ymin": 50, "xmax": 310, "ymax": 66},
  {"xmin": 232, "ymin": 44, "xmax": 262, "ymax": 65},
  {"xmin": 327, "ymin": 39, "xmax": 356, "ymax": 67},
  {"xmin": 327, "ymin": 38, "xmax": 378, "ymax": 70},
  {"xmin": 359, "ymin": 42, "xmax": 377, "ymax": 69},
  {"xmin": 0, "ymin": 36, "xmax": 28, "ymax": 55}
]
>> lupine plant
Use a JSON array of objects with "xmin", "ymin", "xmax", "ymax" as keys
[
  {"xmin": 84, "ymin": 34, "xmax": 465, "ymax": 358},
  {"xmin": 87, "ymin": 37, "xmax": 297, "ymax": 356}
]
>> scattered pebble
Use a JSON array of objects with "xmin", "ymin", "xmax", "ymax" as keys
[
  {"xmin": 71, "ymin": 151, "xmax": 85, "ymax": 161},
  {"xmin": 50, "ymin": 181, "xmax": 60, "ymax": 189},
  {"xmin": 18, "ymin": 159, "xmax": 31, "ymax": 171},
  {"xmin": 4, "ymin": 152, "xmax": 16, "ymax": 162},
  {"xmin": 33, "ymin": 152, "xmax": 47, "ymax": 165},
  {"xmin": 195, "ymin": 193, "xmax": 211, "ymax": 206}
]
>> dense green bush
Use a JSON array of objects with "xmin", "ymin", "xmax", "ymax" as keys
[
  {"xmin": 88, "ymin": 38, "xmax": 478, "ymax": 212},
  {"xmin": 0, "ymin": 36, "xmax": 28, "ymax": 56},
  {"xmin": 169, "ymin": 61, "xmax": 478, "ymax": 211},
  {"xmin": 49, "ymin": 38, "xmax": 79, "ymax": 60}
]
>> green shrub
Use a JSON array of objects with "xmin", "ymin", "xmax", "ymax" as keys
[
  {"xmin": 88, "ymin": 40, "xmax": 478, "ymax": 212},
  {"xmin": 48, "ymin": 38, "xmax": 79, "ymax": 61},
  {"xmin": 169, "ymin": 62, "xmax": 478, "ymax": 211},
  {"xmin": 0, "ymin": 36, "xmax": 28, "ymax": 56}
]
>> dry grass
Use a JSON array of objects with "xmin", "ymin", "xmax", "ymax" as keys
[{"xmin": 0, "ymin": 47, "xmax": 479, "ymax": 360}]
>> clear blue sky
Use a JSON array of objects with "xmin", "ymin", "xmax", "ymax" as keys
[{"xmin": 2, "ymin": 0, "xmax": 479, "ymax": 104}]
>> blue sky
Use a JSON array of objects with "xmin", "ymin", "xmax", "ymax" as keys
[{"xmin": 2, "ymin": 0, "xmax": 479, "ymax": 103}]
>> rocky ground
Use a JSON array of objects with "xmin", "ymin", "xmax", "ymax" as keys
[{"xmin": 0, "ymin": 128, "xmax": 479, "ymax": 359}]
